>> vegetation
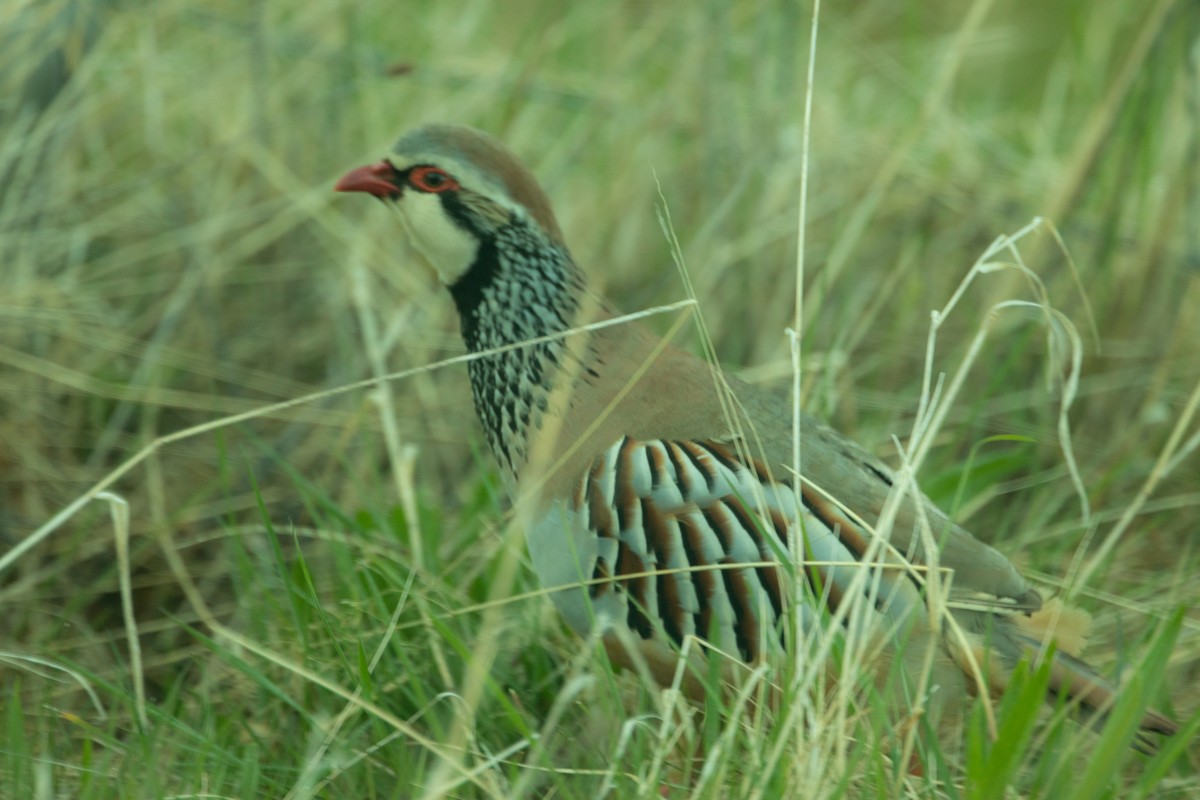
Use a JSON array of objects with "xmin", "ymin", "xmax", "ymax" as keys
[{"xmin": 2, "ymin": 0, "xmax": 1196, "ymax": 797}]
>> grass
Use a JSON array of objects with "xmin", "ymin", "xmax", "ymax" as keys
[{"xmin": 2, "ymin": 0, "xmax": 1198, "ymax": 797}]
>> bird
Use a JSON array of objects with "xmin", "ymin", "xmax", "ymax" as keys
[{"xmin": 334, "ymin": 123, "xmax": 1178, "ymax": 751}]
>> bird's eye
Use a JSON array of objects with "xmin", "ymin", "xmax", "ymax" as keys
[{"xmin": 410, "ymin": 166, "xmax": 459, "ymax": 193}]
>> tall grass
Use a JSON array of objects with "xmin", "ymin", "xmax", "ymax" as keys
[{"xmin": 1, "ymin": 0, "xmax": 1197, "ymax": 797}]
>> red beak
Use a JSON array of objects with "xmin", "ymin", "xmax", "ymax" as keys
[{"xmin": 335, "ymin": 161, "xmax": 399, "ymax": 198}]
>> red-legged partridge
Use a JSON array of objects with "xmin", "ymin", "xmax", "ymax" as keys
[{"xmin": 335, "ymin": 124, "xmax": 1177, "ymax": 748}]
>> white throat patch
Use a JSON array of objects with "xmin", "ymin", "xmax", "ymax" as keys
[{"xmin": 395, "ymin": 191, "xmax": 480, "ymax": 285}]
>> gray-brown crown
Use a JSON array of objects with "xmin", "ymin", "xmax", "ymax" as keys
[{"xmin": 389, "ymin": 124, "xmax": 567, "ymax": 246}]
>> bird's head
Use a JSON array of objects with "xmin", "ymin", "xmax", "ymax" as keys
[{"xmin": 335, "ymin": 124, "xmax": 567, "ymax": 287}]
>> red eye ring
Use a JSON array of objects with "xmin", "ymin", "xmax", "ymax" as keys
[{"xmin": 409, "ymin": 166, "xmax": 460, "ymax": 193}]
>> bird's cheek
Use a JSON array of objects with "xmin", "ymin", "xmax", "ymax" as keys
[{"xmin": 398, "ymin": 194, "xmax": 480, "ymax": 285}]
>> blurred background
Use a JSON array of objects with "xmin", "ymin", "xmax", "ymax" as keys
[{"xmin": 2, "ymin": 0, "xmax": 1197, "ymax": 796}]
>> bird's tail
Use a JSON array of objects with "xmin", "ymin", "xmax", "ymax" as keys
[{"xmin": 953, "ymin": 599, "xmax": 1178, "ymax": 751}]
